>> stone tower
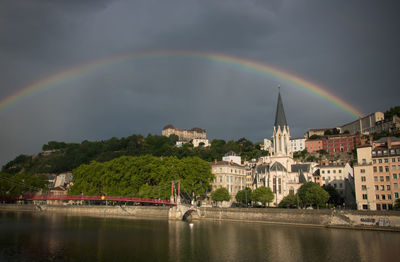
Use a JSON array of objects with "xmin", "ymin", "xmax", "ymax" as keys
[{"xmin": 272, "ymin": 90, "xmax": 291, "ymax": 157}]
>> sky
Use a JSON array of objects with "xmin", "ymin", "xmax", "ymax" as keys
[{"xmin": 0, "ymin": 0, "xmax": 399, "ymax": 165}]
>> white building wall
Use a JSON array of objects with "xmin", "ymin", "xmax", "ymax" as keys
[{"xmin": 290, "ymin": 138, "xmax": 305, "ymax": 152}]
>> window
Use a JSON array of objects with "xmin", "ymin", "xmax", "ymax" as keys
[
  {"xmin": 384, "ymin": 158, "xmax": 389, "ymax": 163},
  {"xmin": 327, "ymin": 170, "xmax": 330, "ymax": 174},
  {"xmin": 362, "ymin": 159, "xmax": 367, "ymax": 164},
  {"xmin": 393, "ymin": 165, "xmax": 397, "ymax": 170},
  {"xmin": 361, "ymin": 185, "xmax": 367, "ymax": 190},
  {"xmin": 362, "ymin": 194, "xmax": 368, "ymax": 200},
  {"xmin": 361, "ymin": 176, "xmax": 366, "ymax": 182},
  {"xmin": 379, "ymin": 166, "xmax": 383, "ymax": 172},
  {"xmin": 226, "ymin": 176, "xmax": 229, "ymax": 183},
  {"xmin": 395, "ymin": 183, "xmax": 398, "ymax": 189},
  {"xmin": 373, "ymin": 167, "xmax": 377, "ymax": 173},
  {"xmin": 339, "ymin": 183, "xmax": 343, "ymax": 188},
  {"xmin": 376, "ymin": 194, "xmax": 380, "ymax": 200},
  {"xmin": 382, "ymin": 194, "xmax": 386, "ymax": 200},
  {"xmin": 379, "ymin": 159, "xmax": 382, "ymax": 163},
  {"xmin": 373, "ymin": 159, "xmax": 376, "ymax": 164},
  {"xmin": 387, "ymin": 185, "xmax": 391, "ymax": 190},
  {"xmin": 322, "ymin": 170, "xmax": 325, "ymax": 174},
  {"xmin": 386, "ymin": 176, "xmax": 390, "ymax": 182},
  {"xmin": 385, "ymin": 166, "xmax": 389, "ymax": 172},
  {"xmin": 339, "ymin": 170, "xmax": 342, "ymax": 173},
  {"xmin": 380, "ymin": 176, "xmax": 384, "ymax": 182},
  {"xmin": 395, "ymin": 193, "xmax": 399, "ymax": 199},
  {"xmin": 361, "ymin": 169, "xmax": 365, "ymax": 173},
  {"xmin": 333, "ymin": 170, "xmax": 336, "ymax": 174},
  {"xmin": 388, "ymin": 194, "xmax": 392, "ymax": 200},
  {"xmin": 381, "ymin": 185, "xmax": 385, "ymax": 191},
  {"xmin": 362, "ymin": 204, "xmax": 369, "ymax": 210},
  {"xmin": 219, "ymin": 176, "xmax": 222, "ymax": 182},
  {"xmin": 334, "ymin": 183, "xmax": 337, "ymax": 188},
  {"xmin": 374, "ymin": 176, "xmax": 378, "ymax": 182},
  {"xmin": 393, "ymin": 174, "xmax": 398, "ymax": 179},
  {"xmin": 328, "ymin": 176, "xmax": 331, "ymax": 181},
  {"xmin": 393, "ymin": 158, "xmax": 396, "ymax": 162},
  {"xmin": 375, "ymin": 185, "xmax": 379, "ymax": 190}
]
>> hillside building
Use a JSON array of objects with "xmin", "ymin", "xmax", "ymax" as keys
[{"xmin": 162, "ymin": 125, "xmax": 206, "ymax": 142}]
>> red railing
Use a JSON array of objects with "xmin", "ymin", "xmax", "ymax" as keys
[{"xmin": 1, "ymin": 194, "xmax": 176, "ymax": 205}]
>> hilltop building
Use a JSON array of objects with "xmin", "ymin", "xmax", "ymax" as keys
[
  {"xmin": 290, "ymin": 137, "xmax": 305, "ymax": 152},
  {"xmin": 162, "ymin": 125, "xmax": 206, "ymax": 143},
  {"xmin": 339, "ymin": 112, "xmax": 384, "ymax": 135}
]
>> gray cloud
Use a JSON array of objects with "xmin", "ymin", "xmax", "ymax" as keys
[{"xmin": 0, "ymin": 0, "xmax": 399, "ymax": 165}]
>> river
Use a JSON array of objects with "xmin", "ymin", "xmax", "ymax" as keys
[{"xmin": 1, "ymin": 211, "xmax": 399, "ymax": 262}]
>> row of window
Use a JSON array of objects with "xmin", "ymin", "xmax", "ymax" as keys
[
  {"xmin": 322, "ymin": 176, "xmax": 344, "ymax": 182},
  {"xmin": 373, "ymin": 166, "xmax": 400, "ymax": 172},
  {"xmin": 373, "ymin": 157, "xmax": 400, "ymax": 164},
  {"xmin": 373, "ymin": 174, "xmax": 398, "ymax": 182},
  {"xmin": 376, "ymin": 194, "xmax": 398, "ymax": 200},
  {"xmin": 372, "ymin": 149, "xmax": 400, "ymax": 156},
  {"xmin": 321, "ymin": 169, "xmax": 342, "ymax": 174}
]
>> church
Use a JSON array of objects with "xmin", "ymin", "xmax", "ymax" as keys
[{"xmin": 253, "ymin": 90, "xmax": 316, "ymax": 206}]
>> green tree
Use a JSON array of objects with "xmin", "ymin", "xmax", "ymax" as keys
[
  {"xmin": 394, "ymin": 199, "xmax": 400, "ymax": 210},
  {"xmin": 297, "ymin": 182, "xmax": 330, "ymax": 209},
  {"xmin": 251, "ymin": 186, "xmax": 274, "ymax": 207},
  {"xmin": 278, "ymin": 194, "xmax": 298, "ymax": 208},
  {"xmin": 322, "ymin": 184, "xmax": 343, "ymax": 206},
  {"xmin": 235, "ymin": 188, "xmax": 252, "ymax": 206},
  {"xmin": 211, "ymin": 188, "xmax": 231, "ymax": 205}
]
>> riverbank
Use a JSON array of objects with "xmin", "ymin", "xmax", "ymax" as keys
[{"xmin": 2, "ymin": 204, "xmax": 400, "ymax": 232}]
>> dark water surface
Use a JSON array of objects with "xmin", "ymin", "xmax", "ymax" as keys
[{"xmin": 1, "ymin": 211, "xmax": 399, "ymax": 262}]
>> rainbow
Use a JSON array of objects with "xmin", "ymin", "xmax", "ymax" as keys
[{"xmin": 0, "ymin": 50, "xmax": 363, "ymax": 118}]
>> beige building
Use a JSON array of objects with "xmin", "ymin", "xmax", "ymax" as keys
[
  {"xmin": 211, "ymin": 161, "xmax": 247, "ymax": 199},
  {"xmin": 162, "ymin": 125, "xmax": 206, "ymax": 142},
  {"xmin": 339, "ymin": 112, "xmax": 384, "ymax": 135},
  {"xmin": 354, "ymin": 137, "xmax": 400, "ymax": 210},
  {"xmin": 192, "ymin": 138, "xmax": 210, "ymax": 147}
]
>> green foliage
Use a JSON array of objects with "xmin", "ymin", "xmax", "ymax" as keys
[
  {"xmin": 317, "ymin": 149, "xmax": 328, "ymax": 155},
  {"xmin": 211, "ymin": 187, "xmax": 231, "ymax": 203},
  {"xmin": 297, "ymin": 182, "xmax": 330, "ymax": 208},
  {"xmin": 278, "ymin": 194, "xmax": 298, "ymax": 208},
  {"xmin": 343, "ymin": 130, "xmax": 350, "ymax": 134},
  {"xmin": 2, "ymin": 134, "xmax": 268, "ymax": 174},
  {"xmin": 322, "ymin": 184, "xmax": 343, "ymax": 206},
  {"xmin": 309, "ymin": 135, "xmax": 323, "ymax": 140},
  {"xmin": 42, "ymin": 141, "xmax": 67, "ymax": 151},
  {"xmin": 251, "ymin": 186, "xmax": 274, "ymax": 207},
  {"xmin": 68, "ymin": 155, "xmax": 213, "ymax": 199},
  {"xmin": 0, "ymin": 172, "xmax": 48, "ymax": 196},
  {"xmin": 394, "ymin": 199, "xmax": 400, "ymax": 210},
  {"xmin": 384, "ymin": 106, "xmax": 400, "ymax": 118},
  {"xmin": 293, "ymin": 149, "xmax": 308, "ymax": 160},
  {"xmin": 235, "ymin": 187, "xmax": 252, "ymax": 205}
]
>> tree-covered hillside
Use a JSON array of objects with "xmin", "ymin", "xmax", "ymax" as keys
[
  {"xmin": 2, "ymin": 134, "xmax": 267, "ymax": 174},
  {"xmin": 69, "ymin": 155, "xmax": 213, "ymax": 199}
]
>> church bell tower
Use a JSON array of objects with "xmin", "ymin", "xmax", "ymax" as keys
[{"xmin": 272, "ymin": 89, "xmax": 291, "ymax": 157}]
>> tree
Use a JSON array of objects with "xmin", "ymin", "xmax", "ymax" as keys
[
  {"xmin": 279, "ymin": 194, "xmax": 298, "ymax": 208},
  {"xmin": 235, "ymin": 188, "xmax": 252, "ymax": 206},
  {"xmin": 394, "ymin": 199, "xmax": 400, "ymax": 210},
  {"xmin": 322, "ymin": 184, "xmax": 343, "ymax": 206},
  {"xmin": 251, "ymin": 186, "xmax": 274, "ymax": 207},
  {"xmin": 343, "ymin": 130, "xmax": 350, "ymax": 134},
  {"xmin": 309, "ymin": 135, "xmax": 322, "ymax": 140},
  {"xmin": 297, "ymin": 182, "xmax": 330, "ymax": 209},
  {"xmin": 211, "ymin": 188, "xmax": 230, "ymax": 205}
]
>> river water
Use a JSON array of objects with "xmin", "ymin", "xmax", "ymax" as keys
[{"xmin": 1, "ymin": 211, "xmax": 399, "ymax": 262}]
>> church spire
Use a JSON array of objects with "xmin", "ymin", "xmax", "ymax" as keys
[{"xmin": 274, "ymin": 87, "xmax": 287, "ymax": 129}]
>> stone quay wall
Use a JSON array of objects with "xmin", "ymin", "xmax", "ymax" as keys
[
  {"xmin": 0, "ymin": 204, "xmax": 170, "ymax": 219},
  {"xmin": 196, "ymin": 207, "xmax": 400, "ymax": 229}
]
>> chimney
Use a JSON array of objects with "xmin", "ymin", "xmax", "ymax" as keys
[{"xmin": 387, "ymin": 137, "xmax": 392, "ymax": 148}]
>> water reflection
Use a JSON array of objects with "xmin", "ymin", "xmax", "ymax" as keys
[{"xmin": 1, "ymin": 211, "xmax": 400, "ymax": 262}]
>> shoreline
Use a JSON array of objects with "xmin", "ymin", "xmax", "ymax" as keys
[{"xmin": 2, "ymin": 204, "xmax": 400, "ymax": 232}]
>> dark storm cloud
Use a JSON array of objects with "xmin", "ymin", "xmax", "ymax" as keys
[{"xmin": 0, "ymin": 0, "xmax": 400, "ymax": 165}]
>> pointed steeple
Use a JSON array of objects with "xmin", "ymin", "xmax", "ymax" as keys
[{"xmin": 274, "ymin": 88, "xmax": 287, "ymax": 129}]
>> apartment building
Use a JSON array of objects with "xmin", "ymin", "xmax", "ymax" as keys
[
  {"xmin": 354, "ymin": 137, "xmax": 400, "ymax": 210},
  {"xmin": 211, "ymin": 161, "xmax": 247, "ymax": 198}
]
